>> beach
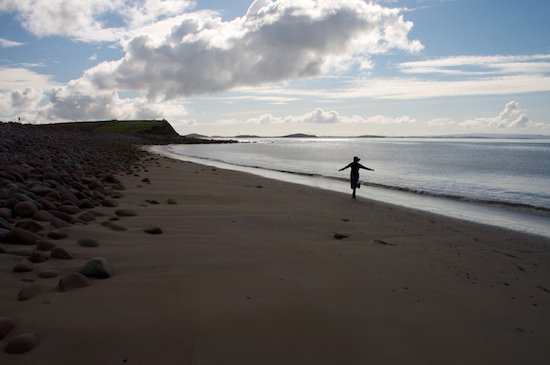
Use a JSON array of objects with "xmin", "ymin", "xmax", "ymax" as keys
[{"xmin": 1, "ymin": 143, "xmax": 550, "ymax": 364}]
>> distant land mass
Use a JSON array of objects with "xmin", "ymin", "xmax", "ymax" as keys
[
  {"xmin": 281, "ymin": 133, "xmax": 317, "ymax": 138},
  {"xmin": 40, "ymin": 119, "xmax": 180, "ymax": 137},
  {"xmin": 24, "ymin": 119, "xmax": 234, "ymax": 144},
  {"xmin": 210, "ymin": 132, "xmax": 550, "ymax": 140}
]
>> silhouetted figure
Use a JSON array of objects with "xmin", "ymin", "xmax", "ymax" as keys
[{"xmin": 339, "ymin": 156, "xmax": 374, "ymax": 199}]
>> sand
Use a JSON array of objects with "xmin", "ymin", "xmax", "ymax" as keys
[{"xmin": 1, "ymin": 154, "xmax": 549, "ymax": 364}]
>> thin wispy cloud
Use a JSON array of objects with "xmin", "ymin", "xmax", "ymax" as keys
[
  {"xmin": 0, "ymin": 38, "xmax": 24, "ymax": 47},
  {"xmin": 398, "ymin": 54, "xmax": 550, "ymax": 75}
]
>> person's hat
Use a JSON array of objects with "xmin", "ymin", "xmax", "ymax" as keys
[{"xmin": 353, "ymin": 156, "xmax": 360, "ymax": 161}]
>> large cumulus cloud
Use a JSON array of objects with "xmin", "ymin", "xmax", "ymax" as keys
[
  {"xmin": 81, "ymin": 0, "xmax": 422, "ymax": 101},
  {"xmin": 460, "ymin": 101, "xmax": 536, "ymax": 128}
]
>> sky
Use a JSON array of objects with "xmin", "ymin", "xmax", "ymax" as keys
[{"xmin": 1, "ymin": 0, "xmax": 549, "ymax": 137}]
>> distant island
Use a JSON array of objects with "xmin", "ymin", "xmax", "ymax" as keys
[{"xmin": 196, "ymin": 132, "xmax": 550, "ymax": 140}]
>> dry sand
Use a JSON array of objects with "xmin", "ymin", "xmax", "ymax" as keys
[{"xmin": 1, "ymin": 154, "xmax": 549, "ymax": 364}]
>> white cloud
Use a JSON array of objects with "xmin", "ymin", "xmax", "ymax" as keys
[
  {"xmin": 334, "ymin": 74, "xmax": 550, "ymax": 100},
  {"xmin": 28, "ymin": 75, "xmax": 187, "ymax": 123},
  {"xmin": 0, "ymin": 0, "xmax": 195, "ymax": 42},
  {"xmin": 0, "ymin": 87, "xmax": 43, "ymax": 114},
  {"xmin": 0, "ymin": 38, "xmax": 24, "ymax": 47},
  {"xmin": 0, "ymin": 67, "xmax": 58, "ymax": 90},
  {"xmin": 81, "ymin": 0, "xmax": 422, "ymax": 100},
  {"xmin": 459, "ymin": 101, "xmax": 539, "ymax": 129},
  {"xmin": 427, "ymin": 118, "xmax": 455, "ymax": 127},
  {"xmin": 398, "ymin": 54, "xmax": 550, "ymax": 75},
  {"xmin": 219, "ymin": 108, "xmax": 415, "ymax": 126}
]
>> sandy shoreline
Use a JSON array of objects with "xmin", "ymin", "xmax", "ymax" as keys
[{"xmin": 1, "ymin": 152, "xmax": 550, "ymax": 364}]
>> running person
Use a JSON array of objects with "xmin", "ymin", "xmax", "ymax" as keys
[{"xmin": 339, "ymin": 156, "xmax": 374, "ymax": 199}]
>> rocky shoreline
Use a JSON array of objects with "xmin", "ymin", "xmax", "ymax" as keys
[{"xmin": 0, "ymin": 122, "xmax": 220, "ymax": 354}]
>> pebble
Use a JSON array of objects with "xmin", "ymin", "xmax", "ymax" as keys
[
  {"xmin": 14, "ymin": 201, "xmax": 38, "ymax": 218},
  {"xmin": 48, "ymin": 230, "xmax": 69, "ymax": 240},
  {"xmin": 101, "ymin": 221, "xmax": 127, "ymax": 231},
  {"xmin": 51, "ymin": 247, "xmax": 74, "ymax": 259},
  {"xmin": 0, "ymin": 207, "xmax": 13, "ymax": 220},
  {"xmin": 8, "ymin": 227, "xmax": 38, "ymax": 245},
  {"xmin": 78, "ymin": 211, "xmax": 96, "ymax": 222},
  {"xmin": 50, "ymin": 218, "xmax": 71, "ymax": 228},
  {"xmin": 101, "ymin": 199, "xmax": 119, "ymax": 207},
  {"xmin": 58, "ymin": 272, "xmax": 90, "ymax": 292},
  {"xmin": 13, "ymin": 260, "xmax": 34, "ymax": 273},
  {"xmin": 33, "ymin": 210, "xmax": 57, "ymax": 222},
  {"xmin": 79, "ymin": 257, "xmax": 113, "ymax": 279},
  {"xmin": 28, "ymin": 250, "xmax": 49, "ymax": 263},
  {"xmin": 38, "ymin": 269, "xmax": 61, "ymax": 278},
  {"xmin": 17, "ymin": 284, "xmax": 42, "ymax": 301},
  {"xmin": 0, "ymin": 317, "xmax": 16, "ymax": 340},
  {"xmin": 4, "ymin": 333, "xmax": 39, "ymax": 354},
  {"xmin": 15, "ymin": 220, "xmax": 44, "ymax": 233},
  {"xmin": 115, "ymin": 209, "xmax": 138, "ymax": 217},
  {"xmin": 58, "ymin": 204, "xmax": 81, "ymax": 215},
  {"xmin": 78, "ymin": 237, "xmax": 99, "ymax": 247},
  {"xmin": 36, "ymin": 240, "xmax": 56, "ymax": 251},
  {"xmin": 144, "ymin": 226, "xmax": 162, "ymax": 234}
]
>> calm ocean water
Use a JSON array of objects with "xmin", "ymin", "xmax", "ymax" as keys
[{"xmin": 150, "ymin": 138, "xmax": 550, "ymax": 236}]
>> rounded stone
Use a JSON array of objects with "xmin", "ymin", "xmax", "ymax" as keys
[
  {"xmin": 58, "ymin": 205, "xmax": 81, "ymax": 215},
  {"xmin": 0, "ymin": 207, "xmax": 13, "ymax": 220},
  {"xmin": 36, "ymin": 240, "xmax": 56, "ymax": 251},
  {"xmin": 58, "ymin": 272, "xmax": 90, "ymax": 292},
  {"xmin": 78, "ymin": 237, "xmax": 99, "ymax": 247},
  {"xmin": 50, "ymin": 247, "xmax": 74, "ymax": 260},
  {"xmin": 101, "ymin": 199, "xmax": 118, "ymax": 207},
  {"xmin": 0, "ymin": 317, "xmax": 16, "ymax": 340},
  {"xmin": 14, "ymin": 201, "xmax": 38, "ymax": 218},
  {"xmin": 33, "ymin": 210, "xmax": 57, "ymax": 222},
  {"xmin": 9, "ymin": 227, "xmax": 38, "ymax": 245},
  {"xmin": 15, "ymin": 220, "xmax": 44, "ymax": 233},
  {"xmin": 115, "ymin": 209, "xmax": 138, "ymax": 217},
  {"xmin": 37, "ymin": 269, "xmax": 61, "ymax": 278},
  {"xmin": 48, "ymin": 230, "xmax": 69, "ymax": 240},
  {"xmin": 17, "ymin": 284, "xmax": 42, "ymax": 301},
  {"xmin": 79, "ymin": 257, "xmax": 113, "ymax": 279},
  {"xmin": 4, "ymin": 333, "xmax": 38, "ymax": 354},
  {"xmin": 77, "ymin": 211, "xmax": 95, "ymax": 223},
  {"xmin": 50, "ymin": 218, "xmax": 71, "ymax": 228},
  {"xmin": 101, "ymin": 221, "xmax": 127, "ymax": 231},
  {"xmin": 78, "ymin": 199, "xmax": 95, "ymax": 209},
  {"xmin": 144, "ymin": 226, "xmax": 162, "ymax": 234},
  {"xmin": 13, "ymin": 260, "xmax": 33, "ymax": 273},
  {"xmin": 28, "ymin": 250, "xmax": 49, "ymax": 263}
]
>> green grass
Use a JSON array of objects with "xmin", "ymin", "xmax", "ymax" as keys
[{"xmin": 40, "ymin": 120, "xmax": 178, "ymax": 136}]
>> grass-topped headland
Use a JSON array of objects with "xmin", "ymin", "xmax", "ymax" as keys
[{"xmin": 38, "ymin": 119, "xmax": 179, "ymax": 137}]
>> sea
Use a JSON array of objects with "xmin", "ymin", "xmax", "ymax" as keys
[{"xmin": 149, "ymin": 137, "xmax": 550, "ymax": 237}]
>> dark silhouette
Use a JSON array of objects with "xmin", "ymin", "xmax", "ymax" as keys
[{"xmin": 339, "ymin": 156, "xmax": 374, "ymax": 199}]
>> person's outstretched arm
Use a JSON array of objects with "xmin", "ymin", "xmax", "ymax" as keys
[
  {"xmin": 359, "ymin": 163, "xmax": 374, "ymax": 171},
  {"xmin": 339, "ymin": 163, "xmax": 351, "ymax": 171}
]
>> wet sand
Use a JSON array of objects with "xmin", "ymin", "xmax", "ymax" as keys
[{"xmin": 1, "ymin": 154, "xmax": 550, "ymax": 364}]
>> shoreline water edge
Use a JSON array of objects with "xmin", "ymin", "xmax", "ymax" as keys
[{"xmin": 148, "ymin": 143, "xmax": 550, "ymax": 238}]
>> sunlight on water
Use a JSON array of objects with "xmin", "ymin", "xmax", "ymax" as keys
[{"xmin": 148, "ymin": 138, "xmax": 550, "ymax": 237}]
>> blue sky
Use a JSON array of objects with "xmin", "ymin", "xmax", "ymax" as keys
[{"xmin": 1, "ymin": 0, "xmax": 549, "ymax": 136}]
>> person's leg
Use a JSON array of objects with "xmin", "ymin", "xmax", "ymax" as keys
[{"xmin": 352, "ymin": 187, "xmax": 356, "ymax": 199}]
